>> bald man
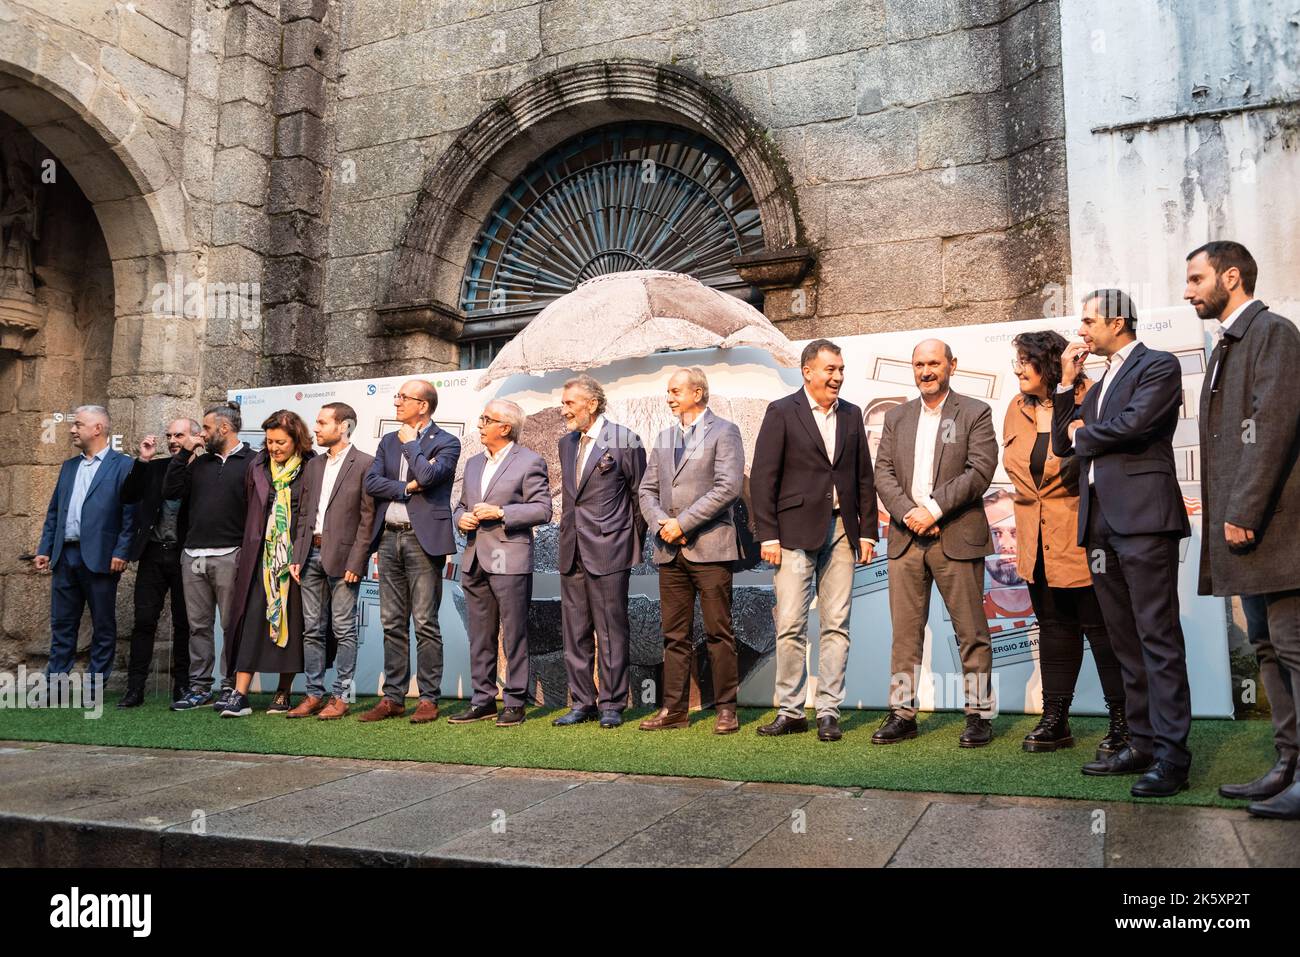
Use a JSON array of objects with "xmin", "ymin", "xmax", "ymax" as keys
[
  {"xmin": 873, "ymin": 339, "xmax": 998, "ymax": 747},
  {"xmin": 119, "ymin": 418, "xmax": 201, "ymax": 707},
  {"xmin": 361, "ymin": 380, "xmax": 461, "ymax": 724},
  {"xmin": 35, "ymin": 404, "xmax": 137, "ymax": 695}
]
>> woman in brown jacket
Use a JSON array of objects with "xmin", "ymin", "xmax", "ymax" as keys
[{"xmin": 1004, "ymin": 330, "xmax": 1128, "ymax": 754}]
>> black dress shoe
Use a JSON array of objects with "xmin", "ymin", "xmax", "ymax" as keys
[
  {"xmin": 552, "ymin": 707, "xmax": 597, "ymax": 727},
  {"xmin": 495, "ymin": 706, "xmax": 525, "ymax": 727},
  {"xmin": 1131, "ymin": 759, "xmax": 1190, "ymax": 797},
  {"xmin": 1081, "ymin": 744, "xmax": 1154, "ymax": 776},
  {"xmin": 817, "ymin": 715, "xmax": 842, "ymax": 742},
  {"xmin": 1219, "ymin": 755, "xmax": 1297, "ymax": 801},
  {"xmin": 1247, "ymin": 780, "xmax": 1300, "ymax": 820},
  {"xmin": 117, "ymin": 688, "xmax": 145, "ymax": 709},
  {"xmin": 959, "ymin": 714, "xmax": 993, "ymax": 748},
  {"xmin": 756, "ymin": 714, "xmax": 808, "ymax": 736},
  {"xmin": 871, "ymin": 711, "xmax": 918, "ymax": 745},
  {"xmin": 448, "ymin": 702, "xmax": 497, "ymax": 724},
  {"xmin": 598, "ymin": 710, "xmax": 623, "ymax": 729}
]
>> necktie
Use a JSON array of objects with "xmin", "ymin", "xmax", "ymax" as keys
[
  {"xmin": 675, "ymin": 425, "xmax": 694, "ymax": 467},
  {"xmin": 577, "ymin": 434, "xmax": 592, "ymax": 477}
]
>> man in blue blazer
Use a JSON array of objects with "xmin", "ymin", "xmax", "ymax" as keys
[
  {"xmin": 358, "ymin": 379, "xmax": 461, "ymax": 725},
  {"xmin": 1052, "ymin": 289, "xmax": 1193, "ymax": 797},
  {"xmin": 35, "ymin": 405, "xmax": 137, "ymax": 688},
  {"xmin": 449, "ymin": 399, "xmax": 551, "ymax": 727},
  {"xmin": 552, "ymin": 374, "xmax": 646, "ymax": 729}
]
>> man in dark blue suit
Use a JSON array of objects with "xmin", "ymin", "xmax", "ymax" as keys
[
  {"xmin": 1052, "ymin": 289, "xmax": 1193, "ymax": 796},
  {"xmin": 358, "ymin": 379, "xmax": 461, "ymax": 725},
  {"xmin": 35, "ymin": 405, "xmax": 137, "ymax": 692},
  {"xmin": 552, "ymin": 374, "xmax": 646, "ymax": 729}
]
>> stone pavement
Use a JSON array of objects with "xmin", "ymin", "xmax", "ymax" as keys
[{"xmin": 1, "ymin": 741, "xmax": 1295, "ymax": 868}]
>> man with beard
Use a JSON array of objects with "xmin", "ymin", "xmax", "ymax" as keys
[
  {"xmin": 983, "ymin": 488, "xmax": 1033, "ymax": 620},
  {"xmin": 873, "ymin": 339, "xmax": 999, "ymax": 747},
  {"xmin": 552, "ymin": 374, "xmax": 646, "ymax": 729},
  {"xmin": 163, "ymin": 401, "xmax": 253, "ymax": 711},
  {"xmin": 118, "ymin": 418, "xmax": 201, "ymax": 708},
  {"xmin": 1053, "ymin": 290, "xmax": 1192, "ymax": 796},
  {"xmin": 1187, "ymin": 241, "xmax": 1300, "ymax": 819}
]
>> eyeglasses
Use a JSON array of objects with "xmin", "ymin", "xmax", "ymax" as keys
[
  {"xmin": 1011, "ymin": 358, "xmax": 1031, "ymax": 373},
  {"xmin": 477, "ymin": 414, "xmax": 507, "ymax": 426},
  {"xmin": 393, "ymin": 393, "xmax": 426, "ymax": 405}
]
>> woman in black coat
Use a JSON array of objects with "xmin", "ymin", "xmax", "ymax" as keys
[{"xmin": 220, "ymin": 410, "xmax": 315, "ymax": 717}]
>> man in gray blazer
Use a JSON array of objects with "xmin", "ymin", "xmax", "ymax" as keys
[
  {"xmin": 553, "ymin": 374, "xmax": 647, "ymax": 730},
  {"xmin": 1188, "ymin": 241, "xmax": 1300, "ymax": 819},
  {"xmin": 638, "ymin": 368, "xmax": 745, "ymax": 734},
  {"xmin": 449, "ymin": 399, "xmax": 551, "ymax": 728},
  {"xmin": 873, "ymin": 338, "xmax": 999, "ymax": 747}
]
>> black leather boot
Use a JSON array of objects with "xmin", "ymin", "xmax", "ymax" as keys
[
  {"xmin": 1096, "ymin": 696, "xmax": 1130, "ymax": 756},
  {"xmin": 1023, "ymin": 694, "xmax": 1073, "ymax": 752}
]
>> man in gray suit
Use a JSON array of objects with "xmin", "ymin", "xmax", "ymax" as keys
[
  {"xmin": 873, "ymin": 338, "xmax": 999, "ymax": 747},
  {"xmin": 1188, "ymin": 241, "xmax": 1300, "ymax": 819},
  {"xmin": 552, "ymin": 374, "xmax": 647, "ymax": 730},
  {"xmin": 449, "ymin": 399, "xmax": 551, "ymax": 728},
  {"xmin": 638, "ymin": 368, "xmax": 745, "ymax": 734}
]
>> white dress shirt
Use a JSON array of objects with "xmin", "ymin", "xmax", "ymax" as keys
[
  {"xmin": 481, "ymin": 441, "xmax": 514, "ymax": 494},
  {"xmin": 910, "ymin": 395, "xmax": 947, "ymax": 522},
  {"xmin": 185, "ymin": 442, "xmax": 245, "ymax": 558},
  {"xmin": 1057, "ymin": 339, "xmax": 1139, "ymax": 486},
  {"xmin": 1209, "ymin": 298, "xmax": 1257, "ymax": 388},
  {"xmin": 386, "ymin": 421, "xmax": 430, "ymax": 524},
  {"xmin": 313, "ymin": 445, "xmax": 349, "ymax": 536},
  {"xmin": 576, "ymin": 414, "xmax": 606, "ymax": 478}
]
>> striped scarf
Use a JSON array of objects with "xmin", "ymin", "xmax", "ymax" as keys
[{"xmin": 262, "ymin": 454, "xmax": 302, "ymax": 647}]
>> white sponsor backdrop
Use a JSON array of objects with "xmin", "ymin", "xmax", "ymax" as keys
[{"xmin": 224, "ymin": 308, "xmax": 1233, "ymax": 716}]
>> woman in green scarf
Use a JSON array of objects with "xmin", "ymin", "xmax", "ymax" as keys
[{"xmin": 222, "ymin": 410, "xmax": 316, "ymax": 718}]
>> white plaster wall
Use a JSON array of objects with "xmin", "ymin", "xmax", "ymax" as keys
[{"xmin": 1059, "ymin": 0, "xmax": 1300, "ymax": 319}]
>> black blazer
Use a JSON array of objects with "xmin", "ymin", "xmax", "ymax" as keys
[
  {"xmin": 121, "ymin": 456, "xmax": 190, "ymax": 561},
  {"xmin": 1052, "ymin": 341, "xmax": 1191, "ymax": 545},
  {"xmin": 751, "ymin": 389, "xmax": 876, "ymax": 557}
]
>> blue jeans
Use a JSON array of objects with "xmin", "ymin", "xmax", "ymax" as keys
[{"xmin": 300, "ymin": 546, "xmax": 360, "ymax": 699}]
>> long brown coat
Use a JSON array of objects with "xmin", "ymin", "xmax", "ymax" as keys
[
  {"xmin": 1198, "ymin": 301, "xmax": 1300, "ymax": 596},
  {"xmin": 1002, "ymin": 382, "xmax": 1094, "ymax": 588}
]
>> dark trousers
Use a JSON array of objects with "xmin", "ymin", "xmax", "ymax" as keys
[
  {"xmin": 560, "ymin": 553, "xmax": 631, "ymax": 711},
  {"xmin": 49, "ymin": 541, "xmax": 120, "ymax": 680},
  {"xmin": 126, "ymin": 541, "xmax": 190, "ymax": 695},
  {"xmin": 1025, "ymin": 544, "xmax": 1124, "ymax": 700},
  {"xmin": 1086, "ymin": 499, "xmax": 1192, "ymax": 769},
  {"xmin": 1249, "ymin": 592, "xmax": 1300, "ymax": 760},
  {"xmin": 658, "ymin": 552, "xmax": 738, "ymax": 712},
  {"xmin": 461, "ymin": 563, "xmax": 531, "ymax": 709}
]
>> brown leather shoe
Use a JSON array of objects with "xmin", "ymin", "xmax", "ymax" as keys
[
  {"xmin": 714, "ymin": 706, "xmax": 739, "ymax": 735},
  {"xmin": 410, "ymin": 700, "xmax": 440, "ymax": 724},
  {"xmin": 639, "ymin": 708, "xmax": 689, "ymax": 731},
  {"xmin": 286, "ymin": 695, "xmax": 325, "ymax": 719},
  {"xmin": 317, "ymin": 696, "xmax": 349, "ymax": 720},
  {"xmin": 356, "ymin": 698, "xmax": 405, "ymax": 722}
]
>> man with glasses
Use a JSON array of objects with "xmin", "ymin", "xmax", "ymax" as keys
[{"xmin": 359, "ymin": 380, "xmax": 461, "ymax": 725}]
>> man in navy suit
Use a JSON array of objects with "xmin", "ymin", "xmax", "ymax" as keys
[
  {"xmin": 35, "ymin": 405, "xmax": 137, "ymax": 691},
  {"xmin": 552, "ymin": 374, "xmax": 646, "ymax": 729},
  {"xmin": 1052, "ymin": 289, "xmax": 1193, "ymax": 796},
  {"xmin": 358, "ymin": 379, "xmax": 460, "ymax": 725},
  {"xmin": 449, "ymin": 399, "xmax": 551, "ymax": 728}
]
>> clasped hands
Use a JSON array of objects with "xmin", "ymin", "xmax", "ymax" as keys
[
  {"xmin": 459, "ymin": 502, "xmax": 505, "ymax": 532},
  {"xmin": 657, "ymin": 517, "xmax": 686, "ymax": 546},
  {"xmin": 904, "ymin": 506, "xmax": 940, "ymax": 537}
]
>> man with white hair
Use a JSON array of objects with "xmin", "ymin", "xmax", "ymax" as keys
[
  {"xmin": 35, "ymin": 404, "xmax": 137, "ymax": 693},
  {"xmin": 450, "ymin": 399, "xmax": 551, "ymax": 727}
]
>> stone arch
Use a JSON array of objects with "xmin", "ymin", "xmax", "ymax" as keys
[
  {"xmin": 0, "ymin": 26, "xmax": 198, "ymax": 442},
  {"xmin": 379, "ymin": 60, "xmax": 807, "ymax": 328}
]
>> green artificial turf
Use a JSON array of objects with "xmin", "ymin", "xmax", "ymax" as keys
[{"xmin": 0, "ymin": 694, "xmax": 1276, "ymax": 808}]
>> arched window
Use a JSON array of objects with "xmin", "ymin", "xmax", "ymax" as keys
[{"xmin": 458, "ymin": 121, "xmax": 765, "ymax": 367}]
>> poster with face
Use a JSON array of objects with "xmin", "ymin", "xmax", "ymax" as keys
[{"xmin": 225, "ymin": 306, "xmax": 1232, "ymax": 717}]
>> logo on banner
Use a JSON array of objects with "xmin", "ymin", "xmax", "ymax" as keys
[{"xmin": 367, "ymin": 384, "xmax": 377, "ymax": 395}]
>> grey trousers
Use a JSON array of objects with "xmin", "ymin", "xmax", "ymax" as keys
[
  {"xmin": 888, "ymin": 536, "xmax": 995, "ymax": 719},
  {"xmin": 377, "ymin": 528, "xmax": 444, "ymax": 704},
  {"xmin": 1256, "ymin": 591, "xmax": 1300, "ymax": 761},
  {"xmin": 773, "ymin": 515, "xmax": 855, "ymax": 719},
  {"xmin": 180, "ymin": 548, "xmax": 241, "ymax": 694},
  {"xmin": 300, "ymin": 546, "xmax": 360, "ymax": 700}
]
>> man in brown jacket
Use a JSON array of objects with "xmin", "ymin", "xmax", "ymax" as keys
[
  {"xmin": 288, "ymin": 402, "xmax": 376, "ymax": 719},
  {"xmin": 1188, "ymin": 241, "xmax": 1300, "ymax": 819}
]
